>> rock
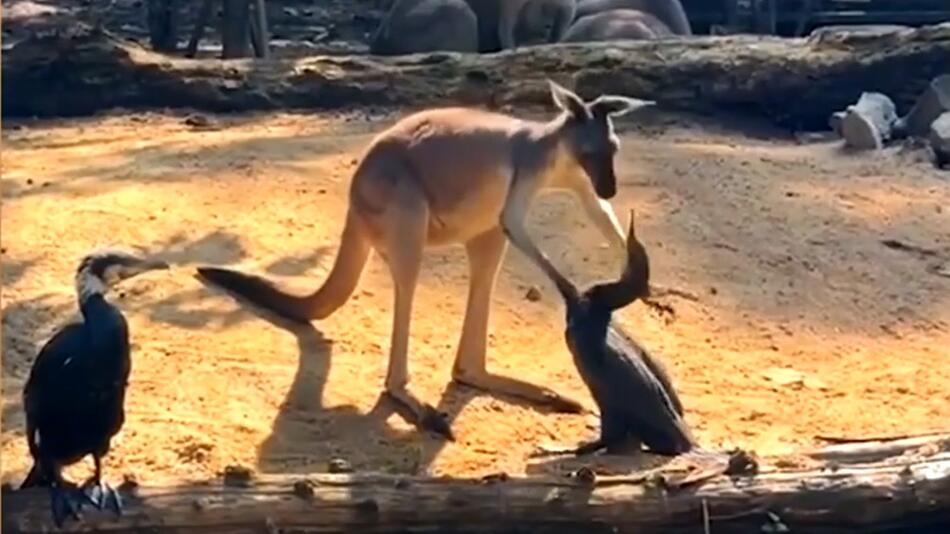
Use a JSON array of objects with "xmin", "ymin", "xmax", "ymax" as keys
[
  {"xmin": 895, "ymin": 75, "xmax": 950, "ymax": 137},
  {"xmin": 762, "ymin": 367, "xmax": 805, "ymax": 387},
  {"xmin": 525, "ymin": 286, "xmax": 542, "ymax": 302},
  {"xmin": 930, "ymin": 111, "xmax": 950, "ymax": 169},
  {"xmin": 292, "ymin": 479, "xmax": 316, "ymax": 499},
  {"xmin": 835, "ymin": 92, "xmax": 898, "ymax": 150},
  {"xmin": 183, "ymin": 112, "xmax": 217, "ymax": 130},
  {"xmin": 328, "ymin": 457, "xmax": 353, "ymax": 473},
  {"xmin": 222, "ymin": 464, "xmax": 254, "ymax": 487}
]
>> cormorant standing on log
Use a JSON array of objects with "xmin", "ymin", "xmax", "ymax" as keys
[
  {"xmin": 532, "ymin": 210, "xmax": 696, "ymax": 455},
  {"xmin": 19, "ymin": 249, "xmax": 169, "ymax": 526}
]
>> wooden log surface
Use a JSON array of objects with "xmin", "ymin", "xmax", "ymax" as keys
[
  {"xmin": 3, "ymin": 444, "xmax": 949, "ymax": 533},
  {"xmin": 2, "ymin": 22, "xmax": 949, "ymax": 128}
]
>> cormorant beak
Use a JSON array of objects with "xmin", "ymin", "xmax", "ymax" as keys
[
  {"xmin": 142, "ymin": 259, "xmax": 171, "ymax": 271},
  {"xmin": 117, "ymin": 257, "xmax": 170, "ymax": 281}
]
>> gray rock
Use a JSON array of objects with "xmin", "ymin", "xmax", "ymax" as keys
[
  {"xmin": 930, "ymin": 112, "xmax": 950, "ymax": 169},
  {"xmin": 836, "ymin": 92, "xmax": 898, "ymax": 150},
  {"xmin": 895, "ymin": 75, "xmax": 950, "ymax": 137}
]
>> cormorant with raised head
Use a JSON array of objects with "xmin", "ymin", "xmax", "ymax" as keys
[
  {"xmin": 531, "ymin": 209, "xmax": 696, "ymax": 456},
  {"xmin": 19, "ymin": 249, "xmax": 169, "ymax": 526}
]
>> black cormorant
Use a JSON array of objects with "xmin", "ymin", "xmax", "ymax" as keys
[
  {"xmin": 19, "ymin": 249, "xmax": 169, "ymax": 526},
  {"xmin": 533, "ymin": 210, "xmax": 696, "ymax": 455}
]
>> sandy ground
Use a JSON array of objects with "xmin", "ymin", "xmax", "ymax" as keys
[{"xmin": 2, "ymin": 109, "xmax": 949, "ymax": 486}]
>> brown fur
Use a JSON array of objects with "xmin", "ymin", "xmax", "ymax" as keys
[
  {"xmin": 563, "ymin": 8, "xmax": 673, "ymax": 42},
  {"xmin": 575, "ymin": 0, "xmax": 691, "ymax": 35},
  {"xmin": 370, "ymin": 0, "xmax": 479, "ymax": 55},
  {"xmin": 466, "ymin": 0, "xmax": 577, "ymax": 51},
  {"xmin": 196, "ymin": 82, "xmax": 654, "ymax": 437}
]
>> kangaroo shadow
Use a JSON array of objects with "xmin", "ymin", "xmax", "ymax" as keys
[
  {"xmin": 192, "ymin": 274, "xmax": 424, "ymax": 475},
  {"xmin": 0, "ymin": 257, "xmax": 38, "ymax": 287}
]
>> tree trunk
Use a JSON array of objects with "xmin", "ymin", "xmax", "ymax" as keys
[
  {"xmin": 221, "ymin": 0, "xmax": 251, "ymax": 58},
  {"xmin": 145, "ymin": 0, "xmax": 178, "ymax": 53},
  {"xmin": 2, "ymin": 23, "xmax": 949, "ymax": 129},
  {"xmin": 2, "ymin": 445, "xmax": 948, "ymax": 533}
]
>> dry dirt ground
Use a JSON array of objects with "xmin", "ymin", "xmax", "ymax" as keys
[{"xmin": 2, "ymin": 109, "xmax": 948, "ymax": 486}]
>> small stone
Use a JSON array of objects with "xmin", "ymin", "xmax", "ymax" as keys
[
  {"xmin": 572, "ymin": 466, "xmax": 596, "ymax": 485},
  {"xmin": 222, "ymin": 464, "xmax": 254, "ymax": 487},
  {"xmin": 525, "ymin": 286, "xmax": 542, "ymax": 302},
  {"xmin": 292, "ymin": 479, "xmax": 315, "ymax": 499},
  {"xmin": 183, "ymin": 113, "xmax": 220, "ymax": 131},
  {"xmin": 327, "ymin": 457, "xmax": 353, "ymax": 473}
]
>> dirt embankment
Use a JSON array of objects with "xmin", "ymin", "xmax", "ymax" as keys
[{"xmin": 1, "ymin": 110, "xmax": 948, "ymax": 485}]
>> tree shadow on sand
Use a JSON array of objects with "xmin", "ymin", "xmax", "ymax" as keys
[{"xmin": 1, "ymin": 293, "xmax": 77, "ymax": 437}]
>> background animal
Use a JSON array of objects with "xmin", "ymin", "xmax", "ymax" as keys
[
  {"xmin": 370, "ymin": 0, "xmax": 479, "ymax": 55},
  {"xmin": 20, "ymin": 250, "xmax": 169, "ymax": 526},
  {"xmin": 196, "ymin": 81, "xmax": 653, "ymax": 440},
  {"xmin": 562, "ymin": 8, "xmax": 673, "ymax": 42},
  {"xmin": 530, "ymin": 210, "xmax": 695, "ymax": 456},
  {"xmin": 512, "ymin": 0, "xmax": 579, "ymax": 47},
  {"xmin": 574, "ymin": 0, "xmax": 692, "ymax": 35},
  {"xmin": 465, "ymin": 0, "xmax": 577, "ymax": 51}
]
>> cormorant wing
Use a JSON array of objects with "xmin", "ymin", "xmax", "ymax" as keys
[
  {"xmin": 23, "ymin": 322, "xmax": 88, "ymax": 419},
  {"xmin": 603, "ymin": 325, "xmax": 683, "ymax": 420},
  {"xmin": 607, "ymin": 323, "xmax": 685, "ymax": 415}
]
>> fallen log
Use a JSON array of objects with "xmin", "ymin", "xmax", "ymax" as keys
[
  {"xmin": 3, "ymin": 449, "xmax": 949, "ymax": 533},
  {"xmin": 2, "ymin": 22, "xmax": 949, "ymax": 128}
]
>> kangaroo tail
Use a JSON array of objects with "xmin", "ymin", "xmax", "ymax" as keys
[{"xmin": 197, "ymin": 211, "xmax": 372, "ymax": 322}]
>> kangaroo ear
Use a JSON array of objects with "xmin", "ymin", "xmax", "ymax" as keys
[
  {"xmin": 548, "ymin": 79, "xmax": 588, "ymax": 118},
  {"xmin": 625, "ymin": 208, "xmax": 640, "ymax": 257},
  {"xmin": 591, "ymin": 95, "xmax": 655, "ymax": 117},
  {"xmin": 626, "ymin": 209, "xmax": 637, "ymax": 241}
]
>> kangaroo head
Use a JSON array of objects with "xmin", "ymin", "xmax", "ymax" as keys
[
  {"xmin": 585, "ymin": 209, "xmax": 651, "ymax": 310},
  {"xmin": 548, "ymin": 80, "xmax": 654, "ymax": 200}
]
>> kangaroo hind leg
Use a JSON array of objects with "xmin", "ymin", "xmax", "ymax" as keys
[
  {"xmin": 376, "ymin": 178, "xmax": 453, "ymax": 440},
  {"xmin": 451, "ymin": 226, "xmax": 584, "ymax": 414}
]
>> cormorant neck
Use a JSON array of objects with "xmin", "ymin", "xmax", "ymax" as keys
[
  {"xmin": 76, "ymin": 271, "xmax": 108, "ymax": 305},
  {"xmin": 568, "ymin": 299, "xmax": 612, "ymax": 349}
]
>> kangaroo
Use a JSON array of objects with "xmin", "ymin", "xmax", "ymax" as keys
[
  {"xmin": 196, "ymin": 81, "xmax": 653, "ymax": 438},
  {"xmin": 465, "ymin": 0, "xmax": 577, "ymax": 52},
  {"xmin": 563, "ymin": 8, "xmax": 673, "ymax": 42},
  {"xmin": 370, "ymin": 0, "xmax": 479, "ymax": 56},
  {"xmin": 574, "ymin": 0, "xmax": 692, "ymax": 36},
  {"xmin": 512, "ymin": 0, "xmax": 579, "ymax": 47},
  {"xmin": 529, "ymin": 209, "xmax": 695, "ymax": 455}
]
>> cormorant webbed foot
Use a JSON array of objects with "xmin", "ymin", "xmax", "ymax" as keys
[
  {"xmin": 49, "ymin": 483, "xmax": 83, "ymax": 527},
  {"xmin": 80, "ymin": 478, "xmax": 123, "ymax": 516}
]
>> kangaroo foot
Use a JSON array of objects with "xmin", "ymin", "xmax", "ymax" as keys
[
  {"xmin": 383, "ymin": 390, "xmax": 454, "ymax": 441},
  {"xmin": 453, "ymin": 371, "xmax": 584, "ymax": 414}
]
